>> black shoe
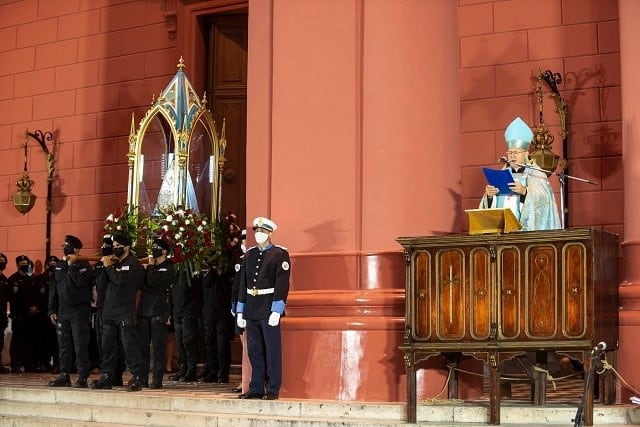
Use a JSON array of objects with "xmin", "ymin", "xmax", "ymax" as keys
[
  {"xmin": 231, "ymin": 386, "xmax": 242, "ymax": 393},
  {"xmin": 91, "ymin": 374, "xmax": 112, "ymax": 389},
  {"xmin": 149, "ymin": 381, "xmax": 163, "ymax": 389},
  {"xmin": 72, "ymin": 377, "xmax": 88, "ymax": 388},
  {"xmin": 126, "ymin": 377, "xmax": 143, "ymax": 392},
  {"xmin": 199, "ymin": 373, "xmax": 218, "ymax": 383},
  {"xmin": 239, "ymin": 391, "xmax": 264, "ymax": 399},
  {"xmin": 112, "ymin": 377, "xmax": 123, "ymax": 387},
  {"xmin": 263, "ymin": 392, "xmax": 279, "ymax": 400},
  {"xmin": 141, "ymin": 378, "xmax": 149, "ymax": 388},
  {"xmin": 48, "ymin": 374, "xmax": 71, "ymax": 387},
  {"xmin": 0, "ymin": 365, "xmax": 9, "ymax": 374},
  {"xmin": 167, "ymin": 373, "xmax": 182, "ymax": 381},
  {"xmin": 180, "ymin": 372, "xmax": 197, "ymax": 382}
]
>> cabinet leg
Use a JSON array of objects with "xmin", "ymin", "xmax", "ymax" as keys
[
  {"xmin": 489, "ymin": 359, "xmax": 501, "ymax": 425},
  {"xmin": 406, "ymin": 353, "xmax": 417, "ymax": 423}
]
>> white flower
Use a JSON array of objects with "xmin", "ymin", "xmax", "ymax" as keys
[
  {"xmin": 202, "ymin": 220, "xmax": 207, "ymax": 226},
  {"xmin": 166, "ymin": 215, "xmax": 173, "ymax": 222},
  {"xmin": 197, "ymin": 225, "xmax": 203, "ymax": 232},
  {"xmin": 106, "ymin": 214, "xmax": 114, "ymax": 221},
  {"xmin": 185, "ymin": 219, "xmax": 191, "ymax": 225},
  {"xmin": 179, "ymin": 227, "xmax": 185, "ymax": 232},
  {"xmin": 116, "ymin": 225, "xmax": 122, "ymax": 230},
  {"xmin": 162, "ymin": 225, "xmax": 169, "ymax": 231},
  {"xmin": 172, "ymin": 220, "xmax": 178, "ymax": 226},
  {"xmin": 175, "ymin": 233, "xmax": 182, "ymax": 240},
  {"xmin": 176, "ymin": 209, "xmax": 185, "ymax": 216}
]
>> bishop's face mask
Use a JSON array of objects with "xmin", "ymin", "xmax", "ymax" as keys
[{"xmin": 254, "ymin": 231, "xmax": 269, "ymax": 245}]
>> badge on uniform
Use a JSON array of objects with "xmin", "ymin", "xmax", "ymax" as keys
[
  {"xmin": 282, "ymin": 261, "xmax": 290, "ymax": 271},
  {"xmin": 121, "ymin": 265, "xmax": 130, "ymax": 271},
  {"xmin": 235, "ymin": 263, "xmax": 241, "ymax": 272}
]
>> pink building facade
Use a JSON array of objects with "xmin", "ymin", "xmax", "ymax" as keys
[{"xmin": 1, "ymin": 0, "xmax": 638, "ymax": 403}]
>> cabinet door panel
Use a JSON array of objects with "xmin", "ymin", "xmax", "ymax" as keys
[
  {"xmin": 412, "ymin": 251, "xmax": 431, "ymax": 339},
  {"xmin": 499, "ymin": 246, "xmax": 521, "ymax": 339},
  {"xmin": 563, "ymin": 243, "xmax": 587, "ymax": 338},
  {"xmin": 470, "ymin": 248, "xmax": 491, "ymax": 339},
  {"xmin": 436, "ymin": 249, "xmax": 465, "ymax": 340},
  {"xmin": 526, "ymin": 245, "xmax": 558, "ymax": 339}
]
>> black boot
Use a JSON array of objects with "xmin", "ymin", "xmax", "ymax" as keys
[
  {"xmin": 48, "ymin": 373, "xmax": 71, "ymax": 387},
  {"xmin": 90, "ymin": 374, "xmax": 112, "ymax": 389},
  {"xmin": 126, "ymin": 376, "xmax": 143, "ymax": 392},
  {"xmin": 72, "ymin": 376, "xmax": 88, "ymax": 388},
  {"xmin": 180, "ymin": 367, "xmax": 197, "ymax": 382},
  {"xmin": 150, "ymin": 376, "xmax": 163, "ymax": 389}
]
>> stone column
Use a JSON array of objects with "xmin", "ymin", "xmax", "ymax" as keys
[
  {"xmin": 617, "ymin": 0, "xmax": 640, "ymax": 401},
  {"xmin": 246, "ymin": 0, "xmax": 462, "ymax": 401}
]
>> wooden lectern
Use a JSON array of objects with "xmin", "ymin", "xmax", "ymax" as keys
[
  {"xmin": 397, "ymin": 228, "xmax": 619, "ymax": 425},
  {"xmin": 465, "ymin": 208, "xmax": 522, "ymax": 234}
]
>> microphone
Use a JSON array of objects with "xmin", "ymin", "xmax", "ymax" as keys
[
  {"xmin": 595, "ymin": 341, "xmax": 607, "ymax": 352},
  {"xmin": 497, "ymin": 156, "xmax": 511, "ymax": 164}
]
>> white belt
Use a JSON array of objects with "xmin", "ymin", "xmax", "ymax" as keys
[{"xmin": 248, "ymin": 287, "xmax": 274, "ymax": 296}]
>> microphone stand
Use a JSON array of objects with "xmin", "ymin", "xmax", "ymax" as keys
[
  {"xmin": 572, "ymin": 343, "xmax": 607, "ymax": 427},
  {"xmin": 501, "ymin": 159, "xmax": 598, "ymax": 229}
]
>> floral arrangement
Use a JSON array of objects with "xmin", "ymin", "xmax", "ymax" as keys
[
  {"xmin": 152, "ymin": 206, "xmax": 214, "ymax": 282},
  {"xmin": 103, "ymin": 204, "xmax": 142, "ymax": 251},
  {"xmin": 209, "ymin": 212, "xmax": 244, "ymax": 275}
]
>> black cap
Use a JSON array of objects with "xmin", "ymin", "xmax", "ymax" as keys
[
  {"xmin": 16, "ymin": 255, "xmax": 29, "ymax": 264},
  {"xmin": 102, "ymin": 235, "xmax": 113, "ymax": 246},
  {"xmin": 48, "ymin": 255, "xmax": 60, "ymax": 264},
  {"xmin": 153, "ymin": 237, "xmax": 170, "ymax": 251},
  {"xmin": 113, "ymin": 233, "xmax": 132, "ymax": 247},
  {"xmin": 65, "ymin": 234, "xmax": 83, "ymax": 250}
]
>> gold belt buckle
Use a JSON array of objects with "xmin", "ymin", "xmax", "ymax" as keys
[{"xmin": 249, "ymin": 287, "xmax": 259, "ymax": 296}]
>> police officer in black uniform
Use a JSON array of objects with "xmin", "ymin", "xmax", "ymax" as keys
[
  {"xmin": 8, "ymin": 255, "xmax": 35, "ymax": 373},
  {"xmin": 237, "ymin": 217, "xmax": 290, "ymax": 400},
  {"xmin": 168, "ymin": 266, "xmax": 202, "ymax": 383},
  {"xmin": 48, "ymin": 235, "xmax": 93, "ymax": 387},
  {"xmin": 138, "ymin": 237, "xmax": 175, "ymax": 389},
  {"xmin": 91, "ymin": 233, "xmax": 145, "ymax": 391},
  {"xmin": 0, "ymin": 253, "xmax": 9, "ymax": 373}
]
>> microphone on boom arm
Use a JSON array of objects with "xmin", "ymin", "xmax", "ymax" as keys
[{"xmin": 497, "ymin": 156, "xmax": 511, "ymax": 164}]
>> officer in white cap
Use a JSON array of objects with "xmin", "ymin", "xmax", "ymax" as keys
[
  {"xmin": 480, "ymin": 117, "xmax": 561, "ymax": 231},
  {"xmin": 236, "ymin": 216, "xmax": 290, "ymax": 400}
]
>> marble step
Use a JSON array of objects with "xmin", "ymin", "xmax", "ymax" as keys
[{"xmin": 1, "ymin": 385, "xmax": 639, "ymax": 426}]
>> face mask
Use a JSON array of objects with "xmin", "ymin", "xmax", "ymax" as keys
[
  {"xmin": 113, "ymin": 247, "xmax": 125, "ymax": 258},
  {"xmin": 19, "ymin": 265, "xmax": 30, "ymax": 273},
  {"xmin": 101, "ymin": 246, "xmax": 113, "ymax": 256},
  {"xmin": 63, "ymin": 245, "xmax": 75, "ymax": 256},
  {"xmin": 151, "ymin": 248, "xmax": 163, "ymax": 258},
  {"xmin": 48, "ymin": 264, "xmax": 56, "ymax": 273},
  {"xmin": 0, "ymin": 262, "xmax": 6, "ymax": 271},
  {"xmin": 254, "ymin": 231, "xmax": 269, "ymax": 245}
]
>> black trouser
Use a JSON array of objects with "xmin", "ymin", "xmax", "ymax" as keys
[
  {"xmin": 173, "ymin": 313, "xmax": 198, "ymax": 376},
  {"xmin": 9, "ymin": 318, "xmax": 27, "ymax": 370},
  {"xmin": 56, "ymin": 311, "xmax": 91, "ymax": 378},
  {"xmin": 94, "ymin": 310, "xmax": 125, "ymax": 380},
  {"xmin": 202, "ymin": 310, "xmax": 234, "ymax": 379},
  {"xmin": 138, "ymin": 315, "xmax": 168, "ymax": 381},
  {"xmin": 100, "ymin": 314, "xmax": 143, "ymax": 378},
  {"xmin": 246, "ymin": 318, "xmax": 282, "ymax": 395}
]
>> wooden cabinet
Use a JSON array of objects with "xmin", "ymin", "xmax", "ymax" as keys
[{"xmin": 397, "ymin": 228, "xmax": 619, "ymax": 425}]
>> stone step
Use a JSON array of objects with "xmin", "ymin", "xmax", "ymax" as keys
[{"xmin": 0, "ymin": 384, "xmax": 638, "ymax": 426}]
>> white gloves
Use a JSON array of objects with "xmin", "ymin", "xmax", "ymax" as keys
[
  {"xmin": 268, "ymin": 311, "xmax": 281, "ymax": 326},
  {"xmin": 236, "ymin": 313, "xmax": 246, "ymax": 328}
]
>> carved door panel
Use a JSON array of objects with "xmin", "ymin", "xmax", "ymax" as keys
[
  {"xmin": 525, "ymin": 244, "xmax": 559, "ymax": 339},
  {"xmin": 562, "ymin": 242, "xmax": 588, "ymax": 338},
  {"xmin": 412, "ymin": 251, "xmax": 431, "ymax": 339},
  {"xmin": 499, "ymin": 245, "xmax": 522, "ymax": 339},
  {"xmin": 435, "ymin": 249, "xmax": 465, "ymax": 340},
  {"xmin": 469, "ymin": 247, "xmax": 491, "ymax": 340}
]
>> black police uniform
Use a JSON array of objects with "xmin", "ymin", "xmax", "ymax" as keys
[
  {"xmin": 48, "ymin": 259, "xmax": 93, "ymax": 383},
  {"xmin": 7, "ymin": 266, "xmax": 35, "ymax": 372},
  {"xmin": 138, "ymin": 258, "xmax": 174, "ymax": 386},
  {"xmin": 170, "ymin": 272, "xmax": 202, "ymax": 381},
  {"xmin": 94, "ymin": 253, "xmax": 145, "ymax": 389},
  {"xmin": 237, "ymin": 244, "xmax": 290, "ymax": 397},
  {"xmin": 201, "ymin": 268, "xmax": 235, "ymax": 383}
]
